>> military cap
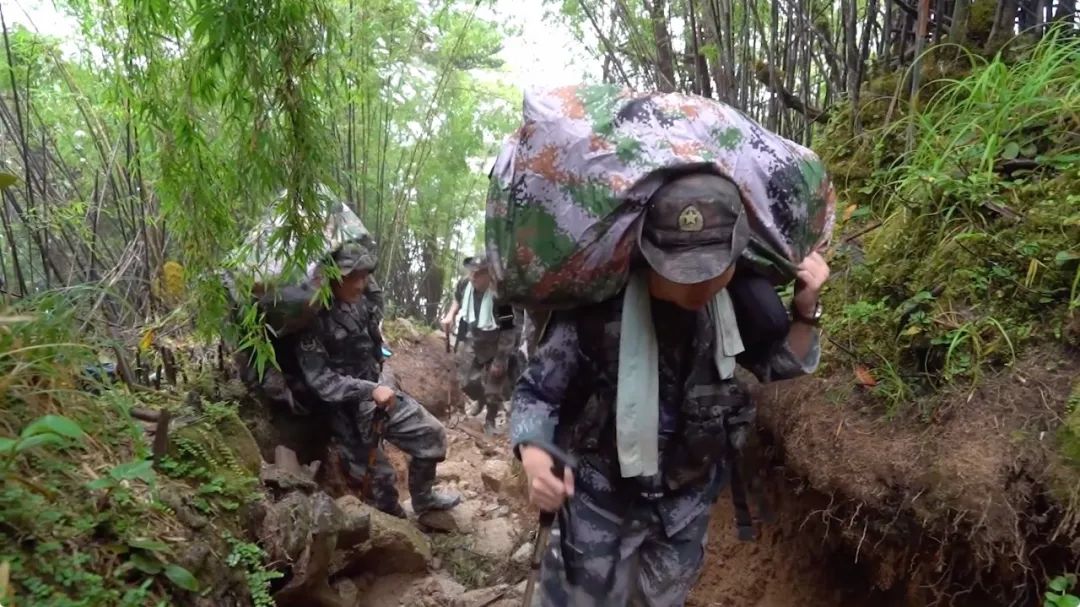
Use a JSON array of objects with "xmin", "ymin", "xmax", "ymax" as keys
[
  {"xmin": 332, "ymin": 240, "xmax": 378, "ymax": 275},
  {"xmin": 638, "ymin": 173, "xmax": 750, "ymax": 284}
]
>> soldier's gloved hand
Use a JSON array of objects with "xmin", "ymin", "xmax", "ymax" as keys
[
  {"xmin": 521, "ymin": 445, "xmax": 574, "ymax": 512},
  {"xmin": 372, "ymin": 385, "xmax": 397, "ymax": 411},
  {"xmin": 489, "ymin": 362, "xmax": 506, "ymax": 379}
]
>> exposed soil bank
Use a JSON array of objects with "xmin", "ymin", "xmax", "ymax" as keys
[{"xmin": 691, "ymin": 347, "xmax": 1079, "ymax": 606}]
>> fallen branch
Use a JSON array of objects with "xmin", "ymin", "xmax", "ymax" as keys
[{"xmin": 753, "ymin": 62, "xmax": 829, "ymax": 122}]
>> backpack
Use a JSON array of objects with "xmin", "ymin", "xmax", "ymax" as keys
[
  {"xmin": 485, "ymin": 84, "xmax": 836, "ymax": 309},
  {"xmin": 222, "ymin": 185, "xmax": 375, "ymax": 338}
]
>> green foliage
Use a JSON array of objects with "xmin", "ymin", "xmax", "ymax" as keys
[
  {"xmin": 1058, "ymin": 383, "xmax": 1080, "ymax": 466},
  {"xmin": 821, "ymin": 31, "xmax": 1080, "ymax": 413},
  {"xmin": 1046, "ymin": 574, "xmax": 1080, "ymax": 607},
  {"xmin": 431, "ymin": 532, "xmax": 519, "ymax": 589},
  {"xmin": 226, "ymin": 537, "xmax": 282, "ymax": 607},
  {"xmin": 0, "ymin": 302, "xmax": 259, "ymax": 605}
]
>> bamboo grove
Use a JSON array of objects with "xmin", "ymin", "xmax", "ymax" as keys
[
  {"xmin": 0, "ymin": 0, "xmax": 516, "ymax": 338},
  {"xmin": 554, "ymin": 0, "xmax": 1077, "ymax": 144},
  {"xmin": 0, "ymin": 0, "xmax": 1076, "ymax": 344}
]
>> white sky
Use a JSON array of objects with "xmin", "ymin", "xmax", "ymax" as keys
[
  {"xmin": 6, "ymin": 0, "xmax": 600, "ymax": 92},
  {"xmin": 5, "ymin": 0, "xmax": 80, "ymax": 51},
  {"xmin": 485, "ymin": 0, "xmax": 598, "ymax": 90}
]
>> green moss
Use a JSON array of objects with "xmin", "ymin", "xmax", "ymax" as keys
[
  {"xmin": 1061, "ymin": 383, "xmax": 1080, "ymax": 465},
  {"xmin": 967, "ymin": 0, "xmax": 997, "ymax": 46},
  {"xmin": 818, "ymin": 34, "xmax": 1080, "ymax": 414}
]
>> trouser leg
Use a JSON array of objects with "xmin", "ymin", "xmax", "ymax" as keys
[{"xmin": 537, "ymin": 494, "xmax": 711, "ymax": 606}]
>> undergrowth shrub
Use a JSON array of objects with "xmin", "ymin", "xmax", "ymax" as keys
[
  {"xmin": 0, "ymin": 296, "xmax": 269, "ymax": 606},
  {"xmin": 820, "ymin": 29, "xmax": 1080, "ymax": 414}
]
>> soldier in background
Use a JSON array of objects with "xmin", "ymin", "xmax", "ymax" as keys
[
  {"xmin": 294, "ymin": 241, "xmax": 460, "ymax": 518},
  {"xmin": 440, "ymin": 254, "xmax": 518, "ymax": 435}
]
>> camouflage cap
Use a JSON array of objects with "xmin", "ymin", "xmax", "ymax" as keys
[
  {"xmin": 462, "ymin": 253, "xmax": 490, "ymax": 272},
  {"xmin": 332, "ymin": 240, "xmax": 377, "ymax": 276},
  {"xmin": 638, "ymin": 173, "xmax": 749, "ymax": 285}
]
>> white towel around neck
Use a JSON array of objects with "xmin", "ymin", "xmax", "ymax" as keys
[
  {"xmin": 460, "ymin": 281, "xmax": 498, "ymax": 331},
  {"xmin": 615, "ymin": 272, "xmax": 745, "ymax": 478}
]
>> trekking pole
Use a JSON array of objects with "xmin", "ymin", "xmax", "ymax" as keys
[
  {"xmin": 362, "ymin": 406, "xmax": 389, "ymax": 499},
  {"xmin": 521, "ymin": 446, "xmax": 578, "ymax": 607}
]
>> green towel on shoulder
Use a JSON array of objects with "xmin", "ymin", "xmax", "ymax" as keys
[{"xmin": 615, "ymin": 272, "xmax": 745, "ymax": 479}]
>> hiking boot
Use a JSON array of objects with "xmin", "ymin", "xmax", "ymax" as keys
[
  {"xmin": 379, "ymin": 501, "xmax": 408, "ymax": 519},
  {"xmin": 467, "ymin": 400, "xmax": 484, "ymax": 417},
  {"xmin": 412, "ymin": 488, "xmax": 462, "ymax": 514},
  {"xmin": 484, "ymin": 420, "xmax": 500, "ymax": 436}
]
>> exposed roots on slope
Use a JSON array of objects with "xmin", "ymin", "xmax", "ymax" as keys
[{"xmin": 738, "ymin": 345, "xmax": 1080, "ymax": 606}]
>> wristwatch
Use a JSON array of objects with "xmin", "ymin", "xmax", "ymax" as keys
[{"xmin": 792, "ymin": 300, "xmax": 823, "ymax": 326}]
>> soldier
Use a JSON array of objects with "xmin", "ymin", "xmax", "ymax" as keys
[
  {"xmin": 511, "ymin": 173, "xmax": 830, "ymax": 605},
  {"xmin": 295, "ymin": 241, "xmax": 461, "ymax": 518},
  {"xmin": 441, "ymin": 254, "xmax": 518, "ymax": 435}
]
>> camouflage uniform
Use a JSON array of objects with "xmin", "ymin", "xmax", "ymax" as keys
[
  {"xmin": 513, "ymin": 296, "xmax": 819, "ymax": 605},
  {"xmin": 294, "ymin": 244, "xmax": 459, "ymax": 517},
  {"xmin": 453, "ymin": 276, "xmax": 518, "ymax": 432}
]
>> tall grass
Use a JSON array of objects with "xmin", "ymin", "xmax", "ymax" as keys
[{"xmin": 825, "ymin": 29, "xmax": 1080, "ymax": 411}]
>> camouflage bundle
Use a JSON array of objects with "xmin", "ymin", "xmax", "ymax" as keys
[
  {"xmin": 223, "ymin": 185, "xmax": 373, "ymax": 336},
  {"xmin": 485, "ymin": 84, "xmax": 837, "ymax": 308}
]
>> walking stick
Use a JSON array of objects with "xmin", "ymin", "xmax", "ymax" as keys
[
  {"xmin": 361, "ymin": 406, "xmax": 389, "ymax": 499},
  {"xmin": 521, "ymin": 445, "xmax": 578, "ymax": 607}
]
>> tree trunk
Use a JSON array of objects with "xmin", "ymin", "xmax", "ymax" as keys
[
  {"xmin": 988, "ymin": 0, "xmax": 1021, "ymax": 48},
  {"xmin": 843, "ymin": 0, "xmax": 860, "ymax": 101},
  {"xmin": 950, "ymin": 0, "xmax": 971, "ymax": 43},
  {"xmin": 907, "ymin": 0, "xmax": 931, "ymax": 151},
  {"xmin": 645, "ymin": 0, "xmax": 677, "ymax": 91},
  {"xmin": 686, "ymin": 0, "xmax": 713, "ymax": 98}
]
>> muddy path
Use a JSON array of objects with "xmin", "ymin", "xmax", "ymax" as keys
[{"xmin": 364, "ymin": 324, "xmax": 1079, "ymax": 606}]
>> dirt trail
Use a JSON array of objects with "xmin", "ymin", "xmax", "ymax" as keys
[
  {"xmin": 380, "ymin": 325, "xmax": 889, "ymax": 606},
  {"xmin": 377, "ymin": 325, "xmax": 1079, "ymax": 606}
]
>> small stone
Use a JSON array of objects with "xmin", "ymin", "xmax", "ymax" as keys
[
  {"xmin": 454, "ymin": 584, "xmax": 511, "ymax": 607},
  {"xmin": 333, "ymin": 495, "xmax": 371, "ymax": 550},
  {"xmin": 417, "ymin": 509, "xmax": 458, "ymax": 533},
  {"xmin": 330, "ymin": 497, "xmax": 432, "ymax": 577},
  {"xmin": 496, "ymin": 505, "xmax": 510, "ymax": 517},
  {"xmin": 333, "ymin": 579, "xmax": 360, "ymax": 607},
  {"xmin": 473, "ymin": 518, "xmax": 515, "ymax": 559},
  {"xmin": 511, "ymin": 542, "xmax": 533, "ymax": 565},
  {"xmin": 481, "ymin": 460, "xmax": 512, "ymax": 493}
]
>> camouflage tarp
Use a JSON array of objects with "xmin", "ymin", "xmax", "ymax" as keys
[
  {"xmin": 223, "ymin": 185, "xmax": 373, "ymax": 335},
  {"xmin": 485, "ymin": 84, "xmax": 836, "ymax": 308}
]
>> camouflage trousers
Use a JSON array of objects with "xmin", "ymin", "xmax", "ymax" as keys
[
  {"xmin": 328, "ymin": 391, "xmax": 447, "ymax": 514},
  {"xmin": 535, "ymin": 493, "xmax": 710, "ymax": 606},
  {"xmin": 457, "ymin": 338, "xmax": 512, "ymax": 424}
]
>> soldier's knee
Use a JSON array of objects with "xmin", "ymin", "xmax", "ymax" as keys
[{"xmin": 426, "ymin": 420, "xmax": 448, "ymax": 458}]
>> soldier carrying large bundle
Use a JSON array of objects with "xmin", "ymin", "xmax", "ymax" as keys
[
  {"xmin": 485, "ymin": 85, "xmax": 836, "ymax": 605},
  {"xmin": 229, "ymin": 189, "xmax": 459, "ymax": 519}
]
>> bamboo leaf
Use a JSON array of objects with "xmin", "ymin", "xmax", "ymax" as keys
[
  {"xmin": 139, "ymin": 330, "xmax": 155, "ymax": 352},
  {"xmin": 164, "ymin": 564, "xmax": 199, "ymax": 592},
  {"xmin": 22, "ymin": 415, "xmax": 85, "ymax": 440}
]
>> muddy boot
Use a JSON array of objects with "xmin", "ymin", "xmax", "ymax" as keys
[
  {"xmin": 379, "ymin": 501, "xmax": 408, "ymax": 519},
  {"xmin": 484, "ymin": 401, "xmax": 501, "ymax": 436},
  {"xmin": 409, "ymin": 458, "xmax": 462, "ymax": 513},
  {"xmin": 467, "ymin": 399, "xmax": 484, "ymax": 417}
]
